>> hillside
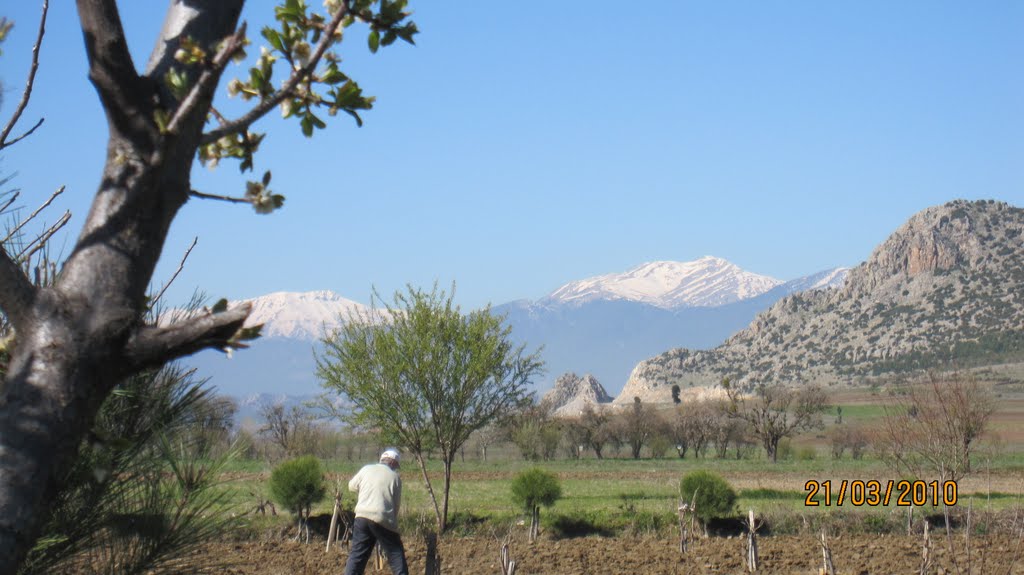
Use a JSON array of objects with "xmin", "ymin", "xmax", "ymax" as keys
[{"xmin": 620, "ymin": 200, "xmax": 1024, "ymax": 402}]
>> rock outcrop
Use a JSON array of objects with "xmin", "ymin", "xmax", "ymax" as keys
[
  {"xmin": 543, "ymin": 372, "xmax": 613, "ymax": 417},
  {"xmin": 618, "ymin": 200, "xmax": 1024, "ymax": 402}
]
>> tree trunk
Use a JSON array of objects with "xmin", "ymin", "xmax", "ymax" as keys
[
  {"xmin": 414, "ymin": 453, "xmax": 444, "ymax": 533},
  {"xmin": 529, "ymin": 505, "xmax": 540, "ymax": 542},
  {"xmin": 441, "ymin": 457, "xmax": 452, "ymax": 533},
  {"xmin": 765, "ymin": 436, "xmax": 779, "ymax": 463},
  {"xmin": 0, "ymin": 2, "xmax": 246, "ymax": 572}
]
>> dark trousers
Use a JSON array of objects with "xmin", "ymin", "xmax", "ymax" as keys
[{"xmin": 344, "ymin": 517, "xmax": 409, "ymax": 575}]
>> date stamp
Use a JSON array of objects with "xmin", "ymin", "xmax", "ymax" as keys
[{"xmin": 804, "ymin": 480, "xmax": 958, "ymax": 507}]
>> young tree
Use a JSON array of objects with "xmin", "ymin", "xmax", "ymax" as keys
[
  {"xmin": 878, "ymin": 373, "xmax": 994, "ymax": 482},
  {"xmin": 721, "ymin": 379, "xmax": 828, "ymax": 463},
  {"xmin": 0, "ymin": 2, "xmax": 416, "ymax": 569},
  {"xmin": 317, "ymin": 284, "xmax": 543, "ymax": 533},
  {"xmin": 20, "ymin": 360, "xmax": 242, "ymax": 575},
  {"xmin": 510, "ymin": 468, "xmax": 561, "ymax": 542},
  {"xmin": 269, "ymin": 455, "xmax": 326, "ymax": 543}
]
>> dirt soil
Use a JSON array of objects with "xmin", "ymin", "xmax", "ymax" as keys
[{"xmin": 193, "ymin": 533, "xmax": 1024, "ymax": 574}]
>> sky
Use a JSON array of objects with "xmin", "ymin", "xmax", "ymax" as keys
[{"xmin": 1, "ymin": 1, "xmax": 1022, "ymax": 311}]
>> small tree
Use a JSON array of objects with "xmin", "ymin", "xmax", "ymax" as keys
[
  {"xmin": 269, "ymin": 456, "xmax": 326, "ymax": 542},
  {"xmin": 578, "ymin": 403, "xmax": 612, "ymax": 459},
  {"xmin": 510, "ymin": 468, "xmax": 561, "ymax": 542},
  {"xmin": 679, "ymin": 470, "xmax": 737, "ymax": 532},
  {"xmin": 318, "ymin": 284, "xmax": 543, "ymax": 532},
  {"xmin": 721, "ymin": 379, "xmax": 828, "ymax": 463},
  {"xmin": 618, "ymin": 397, "xmax": 660, "ymax": 459}
]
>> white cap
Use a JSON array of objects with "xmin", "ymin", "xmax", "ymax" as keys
[{"xmin": 380, "ymin": 448, "xmax": 400, "ymax": 465}]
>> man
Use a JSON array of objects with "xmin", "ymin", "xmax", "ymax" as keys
[{"xmin": 344, "ymin": 448, "xmax": 409, "ymax": 575}]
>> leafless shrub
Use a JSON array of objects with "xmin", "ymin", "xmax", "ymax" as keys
[{"xmin": 878, "ymin": 372, "xmax": 995, "ymax": 482}]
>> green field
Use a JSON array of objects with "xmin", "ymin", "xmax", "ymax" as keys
[{"xmin": 226, "ymin": 383, "xmax": 1024, "ymax": 537}]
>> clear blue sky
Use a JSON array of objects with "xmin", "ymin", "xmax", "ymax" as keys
[{"xmin": 2, "ymin": 1, "xmax": 1022, "ymax": 310}]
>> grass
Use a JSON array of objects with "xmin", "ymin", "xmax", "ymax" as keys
[
  {"xmin": 219, "ymin": 449, "xmax": 1024, "ymax": 541},
  {"xmin": 217, "ymin": 383, "xmax": 1024, "ymax": 537}
]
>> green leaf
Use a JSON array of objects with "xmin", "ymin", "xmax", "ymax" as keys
[
  {"xmin": 262, "ymin": 170, "xmax": 272, "ymax": 186},
  {"xmin": 368, "ymin": 29, "xmax": 380, "ymax": 53},
  {"xmin": 300, "ymin": 115, "xmax": 314, "ymax": 137},
  {"xmin": 343, "ymin": 109, "xmax": 364, "ymax": 127},
  {"xmin": 321, "ymin": 65, "xmax": 347, "ymax": 85},
  {"xmin": 382, "ymin": 30, "xmax": 397, "ymax": 47},
  {"xmin": 261, "ymin": 27, "xmax": 285, "ymax": 53},
  {"xmin": 212, "ymin": 299, "xmax": 229, "ymax": 313},
  {"xmin": 154, "ymin": 109, "xmax": 170, "ymax": 134},
  {"xmin": 397, "ymin": 22, "xmax": 418, "ymax": 45}
]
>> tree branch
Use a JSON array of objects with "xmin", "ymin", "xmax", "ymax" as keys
[
  {"xmin": 0, "ymin": 246, "xmax": 36, "ymax": 331},
  {"xmin": 201, "ymin": 4, "xmax": 350, "ymax": 145},
  {"xmin": 2, "ymin": 185, "xmax": 65, "ymax": 245},
  {"xmin": 16, "ymin": 210, "xmax": 71, "ymax": 263},
  {"xmin": 0, "ymin": 0, "xmax": 47, "ymax": 151},
  {"xmin": 150, "ymin": 236, "xmax": 197, "ymax": 307},
  {"xmin": 0, "ymin": 119, "xmax": 45, "ymax": 152},
  {"xmin": 0, "ymin": 191, "xmax": 20, "ymax": 216},
  {"xmin": 75, "ymin": 0, "xmax": 147, "ymax": 137},
  {"xmin": 165, "ymin": 23, "xmax": 247, "ymax": 136},
  {"xmin": 189, "ymin": 189, "xmax": 251, "ymax": 205},
  {"xmin": 123, "ymin": 302, "xmax": 253, "ymax": 372}
]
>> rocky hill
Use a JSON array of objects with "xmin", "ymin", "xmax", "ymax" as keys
[
  {"xmin": 542, "ymin": 372, "xmax": 613, "ymax": 417},
  {"xmin": 619, "ymin": 200, "xmax": 1024, "ymax": 403}
]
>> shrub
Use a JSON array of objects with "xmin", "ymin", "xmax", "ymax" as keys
[
  {"xmin": 511, "ymin": 468, "xmax": 562, "ymax": 541},
  {"xmin": 797, "ymin": 446, "xmax": 817, "ymax": 461},
  {"xmin": 269, "ymin": 456, "xmax": 326, "ymax": 541},
  {"xmin": 679, "ymin": 470, "xmax": 737, "ymax": 524}
]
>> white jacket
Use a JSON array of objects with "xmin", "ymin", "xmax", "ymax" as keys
[{"xmin": 349, "ymin": 462, "xmax": 402, "ymax": 532}]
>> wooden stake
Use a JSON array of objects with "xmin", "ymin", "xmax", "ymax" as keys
[
  {"xmin": 746, "ymin": 509, "xmax": 759, "ymax": 573},
  {"xmin": 500, "ymin": 533, "xmax": 517, "ymax": 575},
  {"xmin": 326, "ymin": 493, "xmax": 341, "ymax": 553},
  {"xmin": 678, "ymin": 499, "xmax": 690, "ymax": 554},
  {"xmin": 918, "ymin": 520, "xmax": 931, "ymax": 575},
  {"xmin": 818, "ymin": 529, "xmax": 835, "ymax": 575}
]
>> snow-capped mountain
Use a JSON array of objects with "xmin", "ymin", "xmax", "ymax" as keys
[
  {"xmin": 239, "ymin": 290, "xmax": 371, "ymax": 340},
  {"xmin": 781, "ymin": 267, "xmax": 850, "ymax": 293},
  {"xmin": 543, "ymin": 256, "xmax": 783, "ymax": 309},
  {"xmin": 183, "ymin": 261, "xmax": 847, "ymax": 401}
]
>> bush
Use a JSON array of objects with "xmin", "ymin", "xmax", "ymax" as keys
[
  {"xmin": 679, "ymin": 470, "xmax": 737, "ymax": 523},
  {"xmin": 269, "ymin": 455, "xmax": 326, "ymax": 516},
  {"xmin": 511, "ymin": 467, "xmax": 562, "ymax": 511},
  {"xmin": 797, "ymin": 446, "xmax": 817, "ymax": 461},
  {"xmin": 511, "ymin": 467, "xmax": 562, "ymax": 541}
]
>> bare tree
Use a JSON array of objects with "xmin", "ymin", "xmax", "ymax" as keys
[
  {"xmin": 579, "ymin": 403, "xmax": 612, "ymax": 459},
  {"xmin": 617, "ymin": 397, "xmax": 661, "ymax": 459},
  {"xmin": 0, "ymin": 2, "xmax": 417, "ymax": 570},
  {"xmin": 259, "ymin": 402, "xmax": 313, "ymax": 458},
  {"xmin": 878, "ymin": 373, "xmax": 995, "ymax": 482},
  {"xmin": 721, "ymin": 379, "xmax": 829, "ymax": 463}
]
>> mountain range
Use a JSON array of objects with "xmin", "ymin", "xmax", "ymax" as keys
[
  {"xmin": 620, "ymin": 199, "xmax": 1024, "ymax": 402},
  {"xmin": 183, "ymin": 257, "xmax": 847, "ymax": 399}
]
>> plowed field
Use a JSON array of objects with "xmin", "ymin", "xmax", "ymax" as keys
[{"xmin": 195, "ymin": 533, "xmax": 1024, "ymax": 574}]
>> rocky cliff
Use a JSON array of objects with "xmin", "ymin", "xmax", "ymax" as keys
[
  {"xmin": 618, "ymin": 200, "xmax": 1024, "ymax": 403},
  {"xmin": 542, "ymin": 372, "xmax": 613, "ymax": 417}
]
